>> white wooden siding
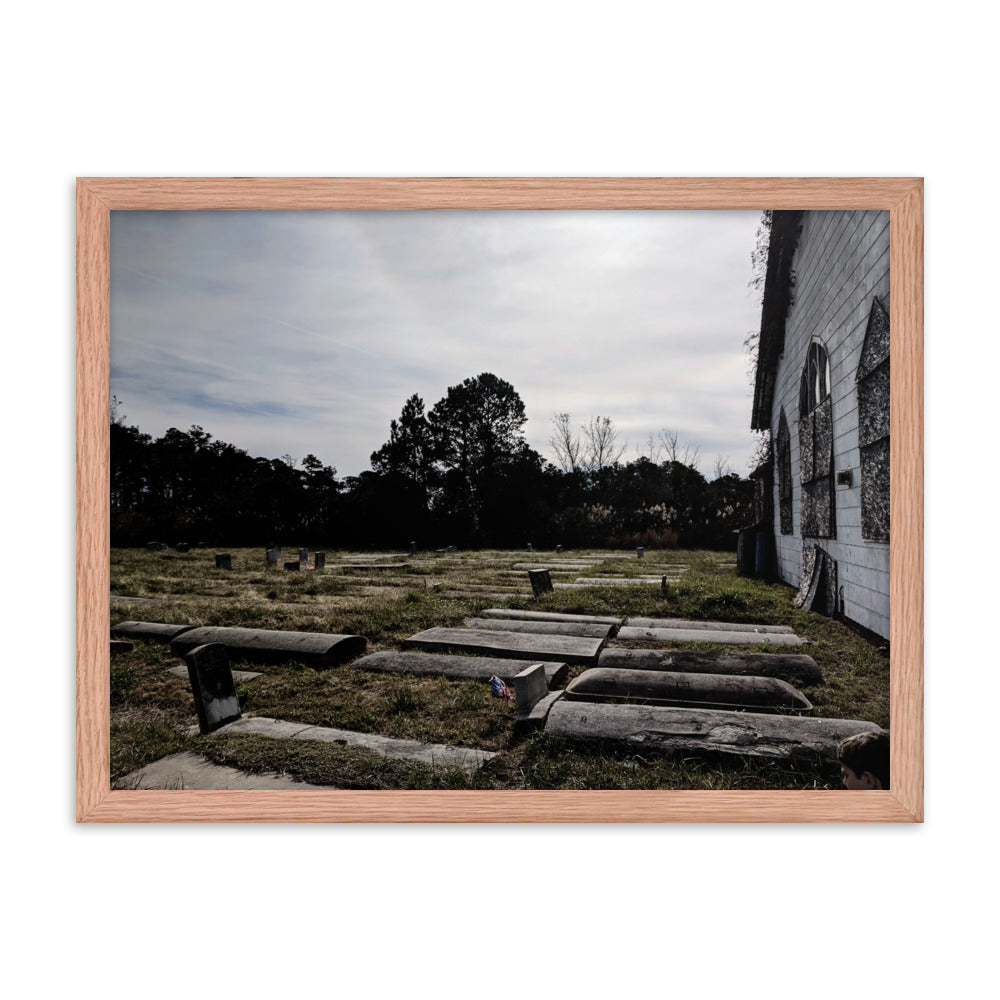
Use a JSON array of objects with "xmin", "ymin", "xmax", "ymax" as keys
[{"xmin": 769, "ymin": 210, "xmax": 890, "ymax": 639}]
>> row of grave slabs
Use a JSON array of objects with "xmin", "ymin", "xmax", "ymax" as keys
[{"xmin": 112, "ymin": 595, "xmax": 881, "ymax": 779}]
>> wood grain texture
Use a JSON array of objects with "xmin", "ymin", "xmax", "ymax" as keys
[{"xmin": 77, "ymin": 177, "xmax": 923, "ymax": 823}]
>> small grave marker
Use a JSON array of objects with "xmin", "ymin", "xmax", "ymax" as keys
[
  {"xmin": 446, "ymin": 545, "xmax": 458, "ymax": 553},
  {"xmin": 314, "ymin": 552, "xmax": 326, "ymax": 569},
  {"xmin": 299, "ymin": 548, "xmax": 308, "ymax": 564},
  {"xmin": 556, "ymin": 545, "xmax": 563, "ymax": 553},
  {"xmin": 266, "ymin": 548, "xmax": 279, "ymax": 564},
  {"xmin": 184, "ymin": 642, "xmax": 241, "ymax": 735},
  {"xmin": 175, "ymin": 542, "xmax": 190, "ymax": 553},
  {"xmin": 215, "ymin": 553, "xmax": 232, "ymax": 570},
  {"xmin": 513, "ymin": 663, "xmax": 548, "ymax": 713},
  {"xmin": 409, "ymin": 541, "xmax": 418, "ymax": 556},
  {"xmin": 637, "ymin": 546, "xmax": 644, "ymax": 559},
  {"xmin": 528, "ymin": 569, "xmax": 553, "ymax": 597}
]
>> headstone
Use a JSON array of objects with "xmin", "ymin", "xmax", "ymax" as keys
[
  {"xmin": 513, "ymin": 663, "xmax": 549, "ymax": 714},
  {"xmin": 528, "ymin": 569, "xmax": 553, "ymax": 597},
  {"xmin": 285, "ymin": 561, "xmax": 300, "ymax": 571},
  {"xmin": 215, "ymin": 553, "xmax": 232, "ymax": 570},
  {"xmin": 661, "ymin": 576, "xmax": 669, "ymax": 596},
  {"xmin": 145, "ymin": 541, "xmax": 158, "ymax": 551},
  {"xmin": 409, "ymin": 541, "xmax": 418, "ymax": 556},
  {"xmin": 353, "ymin": 650, "xmax": 568, "ymax": 688},
  {"xmin": 299, "ymin": 548, "xmax": 308, "ymax": 564},
  {"xmin": 314, "ymin": 552, "xmax": 326, "ymax": 569},
  {"xmin": 110, "ymin": 640, "xmax": 134, "ymax": 656},
  {"xmin": 637, "ymin": 546, "xmax": 644, "ymax": 559},
  {"xmin": 403, "ymin": 627, "xmax": 603, "ymax": 666},
  {"xmin": 527, "ymin": 542, "xmax": 533, "ymax": 551},
  {"xmin": 556, "ymin": 545, "xmax": 563, "ymax": 553},
  {"xmin": 266, "ymin": 548, "xmax": 279, "ymax": 564},
  {"xmin": 183, "ymin": 642, "xmax": 241, "ymax": 735},
  {"xmin": 446, "ymin": 545, "xmax": 458, "ymax": 553},
  {"xmin": 175, "ymin": 542, "xmax": 190, "ymax": 553}
]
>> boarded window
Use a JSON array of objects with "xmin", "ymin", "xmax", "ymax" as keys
[
  {"xmin": 776, "ymin": 410, "xmax": 792, "ymax": 535},
  {"xmin": 798, "ymin": 341, "xmax": 835, "ymax": 539},
  {"xmin": 857, "ymin": 297, "xmax": 890, "ymax": 542}
]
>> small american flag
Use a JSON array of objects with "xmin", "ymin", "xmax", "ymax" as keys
[{"xmin": 489, "ymin": 676, "xmax": 512, "ymax": 701}]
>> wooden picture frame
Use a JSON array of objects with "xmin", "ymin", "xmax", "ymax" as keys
[{"xmin": 77, "ymin": 177, "xmax": 923, "ymax": 823}]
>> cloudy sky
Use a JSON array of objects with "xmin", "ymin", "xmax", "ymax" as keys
[{"xmin": 110, "ymin": 210, "xmax": 764, "ymax": 478}]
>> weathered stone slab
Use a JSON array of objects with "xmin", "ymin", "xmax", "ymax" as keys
[
  {"xmin": 168, "ymin": 664, "xmax": 262, "ymax": 682},
  {"xmin": 564, "ymin": 668, "xmax": 813, "ymax": 712},
  {"xmin": 403, "ymin": 627, "xmax": 604, "ymax": 665},
  {"xmin": 528, "ymin": 569, "xmax": 553, "ymax": 596},
  {"xmin": 214, "ymin": 716, "xmax": 494, "ymax": 774},
  {"xmin": 598, "ymin": 648, "xmax": 823, "ymax": 685},
  {"xmin": 464, "ymin": 617, "xmax": 614, "ymax": 639},
  {"xmin": 574, "ymin": 577, "xmax": 669, "ymax": 585},
  {"xmin": 114, "ymin": 751, "xmax": 332, "ymax": 790},
  {"xmin": 170, "ymin": 626, "xmax": 366, "ymax": 667},
  {"xmin": 616, "ymin": 626, "xmax": 805, "ymax": 646},
  {"xmin": 545, "ymin": 701, "xmax": 881, "ymax": 763},
  {"xmin": 175, "ymin": 543, "xmax": 190, "ymax": 553},
  {"xmin": 352, "ymin": 650, "xmax": 568, "ymax": 688},
  {"xmin": 515, "ymin": 691, "xmax": 564, "ymax": 732},
  {"xmin": 215, "ymin": 553, "xmax": 232, "ymax": 570},
  {"xmin": 512, "ymin": 562, "xmax": 596, "ymax": 570},
  {"xmin": 184, "ymin": 643, "xmax": 241, "ymax": 734},
  {"xmin": 341, "ymin": 562, "xmax": 408, "ymax": 570},
  {"xmin": 480, "ymin": 608, "xmax": 622, "ymax": 626},
  {"xmin": 111, "ymin": 621, "xmax": 197, "ymax": 642},
  {"xmin": 625, "ymin": 617, "xmax": 796, "ymax": 635}
]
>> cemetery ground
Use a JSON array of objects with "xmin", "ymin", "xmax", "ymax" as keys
[{"xmin": 109, "ymin": 547, "xmax": 889, "ymax": 791}]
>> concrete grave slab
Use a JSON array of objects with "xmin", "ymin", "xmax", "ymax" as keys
[
  {"xmin": 597, "ymin": 647, "xmax": 823, "ymax": 685},
  {"xmin": 352, "ymin": 650, "xmax": 568, "ymax": 688},
  {"xmin": 626, "ymin": 617, "xmax": 795, "ymax": 634},
  {"xmin": 464, "ymin": 617, "xmax": 614, "ymax": 639},
  {"xmin": 112, "ymin": 621, "xmax": 196, "ymax": 642},
  {"xmin": 114, "ymin": 751, "xmax": 332, "ymax": 790},
  {"xmin": 545, "ymin": 701, "xmax": 881, "ymax": 763},
  {"xmin": 480, "ymin": 608, "xmax": 622, "ymax": 626},
  {"xmin": 215, "ymin": 716, "xmax": 494, "ymax": 774},
  {"xmin": 168, "ymin": 664, "xmax": 263, "ymax": 682},
  {"xmin": 170, "ymin": 626, "xmax": 366, "ymax": 667},
  {"xmin": 574, "ymin": 577, "xmax": 673, "ymax": 585},
  {"xmin": 616, "ymin": 626, "xmax": 805, "ymax": 646},
  {"xmin": 564, "ymin": 668, "xmax": 813, "ymax": 712},
  {"xmin": 404, "ymin": 627, "xmax": 605, "ymax": 665}
]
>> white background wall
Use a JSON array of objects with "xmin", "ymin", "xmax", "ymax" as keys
[{"xmin": 3, "ymin": 3, "xmax": 992, "ymax": 999}]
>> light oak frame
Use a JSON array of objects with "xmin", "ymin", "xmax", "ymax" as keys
[{"xmin": 77, "ymin": 178, "xmax": 923, "ymax": 822}]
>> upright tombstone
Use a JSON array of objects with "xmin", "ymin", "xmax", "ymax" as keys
[
  {"xmin": 556, "ymin": 545, "xmax": 563, "ymax": 553},
  {"xmin": 314, "ymin": 551, "xmax": 326, "ymax": 569},
  {"xmin": 299, "ymin": 548, "xmax": 309, "ymax": 564},
  {"xmin": 176, "ymin": 542, "xmax": 190, "ymax": 553},
  {"xmin": 446, "ymin": 545, "xmax": 458, "ymax": 553},
  {"xmin": 266, "ymin": 548, "xmax": 279, "ymax": 565},
  {"xmin": 183, "ymin": 642, "xmax": 241, "ymax": 734},
  {"xmin": 215, "ymin": 553, "xmax": 232, "ymax": 570},
  {"xmin": 409, "ymin": 541, "xmax": 418, "ymax": 557},
  {"xmin": 528, "ymin": 569, "xmax": 553, "ymax": 597},
  {"xmin": 637, "ymin": 546, "xmax": 645, "ymax": 559},
  {"xmin": 285, "ymin": 561, "xmax": 300, "ymax": 571},
  {"xmin": 527, "ymin": 542, "xmax": 533, "ymax": 551}
]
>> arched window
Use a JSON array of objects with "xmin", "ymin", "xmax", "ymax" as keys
[
  {"xmin": 776, "ymin": 409, "xmax": 792, "ymax": 535},
  {"xmin": 857, "ymin": 297, "xmax": 890, "ymax": 542},
  {"xmin": 798, "ymin": 339, "xmax": 835, "ymax": 538}
]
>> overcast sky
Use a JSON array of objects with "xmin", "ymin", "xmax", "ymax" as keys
[{"xmin": 110, "ymin": 210, "xmax": 764, "ymax": 479}]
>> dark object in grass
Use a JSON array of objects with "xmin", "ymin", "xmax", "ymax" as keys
[
  {"xmin": 404, "ymin": 626, "xmax": 604, "ymax": 666},
  {"xmin": 170, "ymin": 626, "xmax": 366, "ymax": 668},
  {"xmin": 184, "ymin": 642, "xmax": 242, "ymax": 735},
  {"xmin": 285, "ymin": 561, "xmax": 300, "ymax": 571},
  {"xmin": 112, "ymin": 621, "xmax": 197, "ymax": 642},
  {"xmin": 528, "ymin": 569, "xmax": 553, "ymax": 597},
  {"xmin": 564, "ymin": 668, "xmax": 813, "ymax": 712},
  {"xmin": 597, "ymin": 648, "xmax": 822, "ymax": 685},
  {"xmin": 546, "ymin": 701, "xmax": 880, "ymax": 763},
  {"xmin": 353, "ymin": 650, "xmax": 568, "ymax": 688},
  {"xmin": 110, "ymin": 640, "xmax": 134, "ymax": 655},
  {"xmin": 215, "ymin": 553, "xmax": 232, "ymax": 570}
]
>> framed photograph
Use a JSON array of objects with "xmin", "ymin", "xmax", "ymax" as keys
[{"xmin": 78, "ymin": 177, "xmax": 922, "ymax": 822}]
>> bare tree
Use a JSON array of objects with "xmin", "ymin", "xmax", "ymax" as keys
[
  {"xmin": 636, "ymin": 431, "xmax": 663, "ymax": 464},
  {"xmin": 549, "ymin": 412, "xmax": 583, "ymax": 472},
  {"xmin": 658, "ymin": 428, "xmax": 701, "ymax": 470},
  {"xmin": 712, "ymin": 454, "xmax": 733, "ymax": 480},
  {"xmin": 582, "ymin": 415, "xmax": 627, "ymax": 471}
]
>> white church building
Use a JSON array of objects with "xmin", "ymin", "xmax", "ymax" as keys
[{"xmin": 750, "ymin": 210, "xmax": 890, "ymax": 641}]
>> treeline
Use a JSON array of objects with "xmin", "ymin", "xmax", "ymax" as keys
[{"xmin": 111, "ymin": 373, "xmax": 754, "ymax": 550}]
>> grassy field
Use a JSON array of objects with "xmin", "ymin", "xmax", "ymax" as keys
[{"xmin": 109, "ymin": 546, "xmax": 889, "ymax": 790}]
